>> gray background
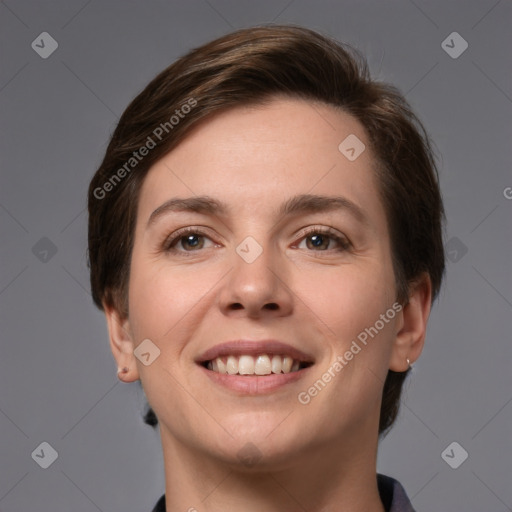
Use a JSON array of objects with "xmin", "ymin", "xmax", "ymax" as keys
[{"xmin": 1, "ymin": 0, "xmax": 511, "ymax": 510}]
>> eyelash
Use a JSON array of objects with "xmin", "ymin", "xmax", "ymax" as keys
[{"xmin": 162, "ymin": 226, "xmax": 351, "ymax": 255}]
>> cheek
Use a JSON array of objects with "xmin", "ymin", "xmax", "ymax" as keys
[
  {"xmin": 127, "ymin": 251, "xmax": 175, "ymax": 340},
  {"xmin": 298, "ymin": 261, "xmax": 393, "ymax": 333},
  {"xmin": 127, "ymin": 252, "xmax": 220, "ymax": 340}
]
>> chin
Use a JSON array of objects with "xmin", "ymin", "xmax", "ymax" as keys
[{"xmin": 210, "ymin": 419, "xmax": 313, "ymax": 470}]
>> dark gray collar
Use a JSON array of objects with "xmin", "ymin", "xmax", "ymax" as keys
[{"xmin": 152, "ymin": 473, "xmax": 416, "ymax": 512}]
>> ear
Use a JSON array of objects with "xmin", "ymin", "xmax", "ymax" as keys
[
  {"xmin": 103, "ymin": 301, "xmax": 140, "ymax": 382},
  {"xmin": 389, "ymin": 273, "xmax": 432, "ymax": 372}
]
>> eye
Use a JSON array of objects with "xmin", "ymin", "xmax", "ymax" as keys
[
  {"xmin": 295, "ymin": 227, "xmax": 351, "ymax": 252},
  {"xmin": 162, "ymin": 226, "xmax": 350, "ymax": 255},
  {"xmin": 163, "ymin": 227, "xmax": 216, "ymax": 253}
]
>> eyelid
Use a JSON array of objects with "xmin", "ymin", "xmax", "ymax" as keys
[
  {"xmin": 293, "ymin": 225, "xmax": 352, "ymax": 251},
  {"xmin": 162, "ymin": 226, "xmax": 218, "ymax": 251}
]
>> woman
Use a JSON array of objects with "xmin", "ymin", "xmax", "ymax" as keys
[{"xmin": 88, "ymin": 24, "xmax": 445, "ymax": 512}]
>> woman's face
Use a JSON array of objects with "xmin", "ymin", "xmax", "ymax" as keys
[{"xmin": 116, "ymin": 97, "xmax": 410, "ymax": 467}]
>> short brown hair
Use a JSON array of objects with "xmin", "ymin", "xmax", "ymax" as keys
[{"xmin": 88, "ymin": 24, "xmax": 445, "ymax": 436}]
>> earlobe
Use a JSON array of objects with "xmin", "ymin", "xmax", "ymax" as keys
[
  {"xmin": 389, "ymin": 274, "xmax": 432, "ymax": 372},
  {"xmin": 103, "ymin": 301, "xmax": 140, "ymax": 382}
]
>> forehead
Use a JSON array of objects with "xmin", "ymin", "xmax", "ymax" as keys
[{"xmin": 136, "ymin": 97, "xmax": 386, "ymax": 232}]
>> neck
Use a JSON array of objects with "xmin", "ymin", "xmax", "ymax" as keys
[{"xmin": 159, "ymin": 427, "xmax": 386, "ymax": 512}]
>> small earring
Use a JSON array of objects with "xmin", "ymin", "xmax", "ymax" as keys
[
  {"xmin": 406, "ymin": 358, "xmax": 411, "ymax": 368},
  {"xmin": 117, "ymin": 367, "xmax": 129, "ymax": 378}
]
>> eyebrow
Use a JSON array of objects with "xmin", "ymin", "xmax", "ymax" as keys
[{"xmin": 147, "ymin": 194, "xmax": 369, "ymax": 228}]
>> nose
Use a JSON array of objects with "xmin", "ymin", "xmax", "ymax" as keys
[{"xmin": 217, "ymin": 241, "xmax": 294, "ymax": 319}]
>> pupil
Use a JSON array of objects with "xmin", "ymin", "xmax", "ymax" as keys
[
  {"xmin": 186, "ymin": 235, "xmax": 199, "ymax": 247},
  {"xmin": 311, "ymin": 234, "xmax": 323, "ymax": 247}
]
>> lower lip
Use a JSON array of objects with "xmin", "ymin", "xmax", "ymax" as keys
[{"xmin": 198, "ymin": 364, "xmax": 313, "ymax": 394}]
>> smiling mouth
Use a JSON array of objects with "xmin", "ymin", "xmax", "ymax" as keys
[{"xmin": 200, "ymin": 354, "xmax": 314, "ymax": 376}]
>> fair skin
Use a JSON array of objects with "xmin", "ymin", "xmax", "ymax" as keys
[{"xmin": 105, "ymin": 97, "xmax": 432, "ymax": 512}]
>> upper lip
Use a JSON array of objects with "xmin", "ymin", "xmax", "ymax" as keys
[{"xmin": 195, "ymin": 340, "xmax": 316, "ymax": 364}]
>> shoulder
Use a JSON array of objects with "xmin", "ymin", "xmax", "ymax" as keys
[{"xmin": 377, "ymin": 473, "xmax": 417, "ymax": 512}]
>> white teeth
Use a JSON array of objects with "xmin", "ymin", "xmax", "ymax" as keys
[
  {"xmin": 238, "ymin": 355, "xmax": 255, "ymax": 375},
  {"xmin": 226, "ymin": 355, "xmax": 238, "ymax": 375},
  {"xmin": 217, "ymin": 358, "xmax": 226, "ymax": 374},
  {"xmin": 282, "ymin": 356, "xmax": 293, "ymax": 373},
  {"xmin": 254, "ymin": 355, "xmax": 272, "ymax": 375},
  {"xmin": 206, "ymin": 354, "xmax": 307, "ymax": 375},
  {"xmin": 271, "ymin": 355, "xmax": 282, "ymax": 374}
]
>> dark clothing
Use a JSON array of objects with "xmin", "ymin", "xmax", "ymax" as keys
[
  {"xmin": 151, "ymin": 473, "xmax": 416, "ymax": 511},
  {"xmin": 377, "ymin": 473, "xmax": 416, "ymax": 511}
]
